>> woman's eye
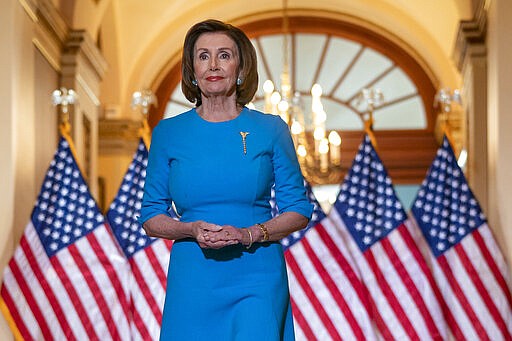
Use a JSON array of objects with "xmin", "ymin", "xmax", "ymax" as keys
[
  {"xmin": 220, "ymin": 52, "xmax": 230, "ymax": 59},
  {"xmin": 198, "ymin": 53, "xmax": 208, "ymax": 60}
]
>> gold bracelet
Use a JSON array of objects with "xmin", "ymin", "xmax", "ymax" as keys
[
  {"xmin": 257, "ymin": 223, "xmax": 269, "ymax": 242},
  {"xmin": 245, "ymin": 228, "xmax": 253, "ymax": 249}
]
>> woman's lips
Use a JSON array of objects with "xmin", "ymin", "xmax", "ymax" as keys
[{"xmin": 206, "ymin": 76, "xmax": 223, "ymax": 81}]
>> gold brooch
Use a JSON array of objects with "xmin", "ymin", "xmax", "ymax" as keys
[{"xmin": 239, "ymin": 132, "xmax": 249, "ymax": 155}]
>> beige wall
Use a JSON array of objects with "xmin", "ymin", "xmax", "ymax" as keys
[
  {"xmin": 487, "ymin": 0, "xmax": 512, "ymax": 264},
  {"xmin": 98, "ymin": 153, "xmax": 136, "ymax": 212},
  {"xmin": 0, "ymin": 1, "xmax": 59, "ymax": 339},
  {"xmin": 0, "ymin": 2, "xmax": 19, "ymax": 338}
]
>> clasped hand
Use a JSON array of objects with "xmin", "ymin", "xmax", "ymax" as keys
[{"xmin": 194, "ymin": 221, "xmax": 243, "ymax": 249}]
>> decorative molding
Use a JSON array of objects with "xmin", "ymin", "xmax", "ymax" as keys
[
  {"xmin": 18, "ymin": 0, "xmax": 38, "ymax": 22},
  {"xmin": 451, "ymin": 0, "xmax": 489, "ymax": 212},
  {"xmin": 28, "ymin": 0, "xmax": 69, "ymax": 72},
  {"xmin": 99, "ymin": 119, "xmax": 142, "ymax": 155},
  {"xmin": 62, "ymin": 30, "xmax": 108, "ymax": 81},
  {"xmin": 37, "ymin": 0, "xmax": 69, "ymax": 43},
  {"xmin": 453, "ymin": 0, "xmax": 487, "ymax": 71},
  {"xmin": 77, "ymin": 74, "xmax": 101, "ymax": 106},
  {"xmin": 60, "ymin": 30, "xmax": 107, "ymax": 199}
]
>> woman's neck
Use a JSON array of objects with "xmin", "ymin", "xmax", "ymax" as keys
[{"xmin": 197, "ymin": 96, "xmax": 242, "ymax": 122}]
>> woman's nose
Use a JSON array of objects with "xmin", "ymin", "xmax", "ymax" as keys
[{"xmin": 209, "ymin": 58, "xmax": 219, "ymax": 71}]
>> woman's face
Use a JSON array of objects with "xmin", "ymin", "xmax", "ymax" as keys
[{"xmin": 193, "ymin": 32, "xmax": 239, "ymax": 100}]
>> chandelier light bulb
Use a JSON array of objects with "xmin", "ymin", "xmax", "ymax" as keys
[
  {"xmin": 315, "ymin": 109, "xmax": 327, "ymax": 123},
  {"xmin": 263, "ymin": 80, "xmax": 274, "ymax": 94},
  {"xmin": 312, "ymin": 100, "xmax": 324, "ymax": 114},
  {"xmin": 281, "ymin": 83, "xmax": 291, "ymax": 94},
  {"xmin": 291, "ymin": 120, "xmax": 303, "ymax": 135},
  {"xmin": 328, "ymin": 131, "xmax": 341, "ymax": 146},
  {"xmin": 311, "ymin": 83, "xmax": 322, "ymax": 97},
  {"xmin": 51, "ymin": 89, "xmax": 62, "ymax": 105},
  {"xmin": 319, "ymin": 138, "xmax": 329, "ymax": 154},
  {"xmin": 270, "ymin": 91, "xmax": 281, "ymax": 105},
  {"xmin": 278, "ymin": 100, "xmax": 289, "ymax": 112},
  {"xmin": 297, "ymin": 145, "xmax": 307, "ymax": 157},
  {"xmin": 313, "ymin": 126, "xmax": 325, "ymax": 141}
]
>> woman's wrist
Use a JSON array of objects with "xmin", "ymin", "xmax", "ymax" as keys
[
  {"xmin": 187, "ymin": 221, "xmax": 199, "ymax": 239},
  {"xmin": 243, "ymin": 228, "xmax": 253, "ymax": 249},
  {"xmin": 256, "ymin": 223, "xmax": 269, "ymax": 242},
  {"xmin": 241, "ymin": 224, "xmax": 268, "ymax": 248},
  {"xmin": 248, "ymin": 225, "xmax": 262, "ymax": 243}
]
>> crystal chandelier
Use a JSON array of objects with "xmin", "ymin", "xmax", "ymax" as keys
[
  {"xmin": 52, "ymin": 87, "xmax": 77, "ymax": 115},
  {"xmin": 132, "ymin": 89, "xmax": 158, "ymax": 146},
  {"xmin": 262, "ymin": 0, "xmax": 342, "ymax": 185},
  {"xmin": 131, "ymin": 89, "xmax": 157, "ymax": 115},
  {"xmin": 52, "ymin": 87, "xmax": 78, "ymax": 133}
]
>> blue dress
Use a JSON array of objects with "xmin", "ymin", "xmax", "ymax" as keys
[{"xmin": 139, "ymin": 107, "xmax": 313, "ymax": 340}]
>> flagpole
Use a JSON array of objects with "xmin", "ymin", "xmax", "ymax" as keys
[
  {"xmin": 139, "ymin": 118, "xmax": 151, "ymax": 149},
  {"xmin": 434, "ymin": 88, "xmax": 461, "ymax": 150},
  {"xmin": 52, "ymin": 87, "xmax": 85, "ymax": 175},
  {"xmin": 0, "ymin": 298, "xmax": 24, "ymax": 341},
  {"xmin": 357, "ymin": 88, "xmax": 383, "ymax": 150},
  {"xmin": 364, "ymin": 114, "xmax": 378, "ymax": 150}
]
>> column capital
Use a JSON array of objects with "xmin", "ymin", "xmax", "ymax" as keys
[{"xmin": 453, "ymin": 0, "xmax": 487, "ymax": 71}]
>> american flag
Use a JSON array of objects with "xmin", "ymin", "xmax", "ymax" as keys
[
  {"xmin": 410, "ymin": 136, "xmax": 512, "ymax": 340},
  {"xmin": 107, "ymin": 139, "xmax": 173, "ymax": 340},
  {"xmin": 329, "ymin": 135, "xmax": 449, "ymax": 340},
  {"xmin": 0, "ymin": 136, "xmax": 131, "ymax": 340},
  {"xmin": 281, "ymin": 183, "xmax": 378, "ymax": 340}
]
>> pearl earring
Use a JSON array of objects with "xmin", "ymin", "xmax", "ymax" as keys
[
  {"xmin": 192, "ymin": 79, "xmax": 198, "ymax": 86},
  {"xmin": 236, "ymin": 77, "xmax": 243, "ymax": 86}
]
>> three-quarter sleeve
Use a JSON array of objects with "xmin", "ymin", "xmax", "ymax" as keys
[
  {"xmin": 271, "ymin": 118, "xmax": 314, "ymax": 219},
  {"xmin": 139, "ymin": 122, "xmax": 173, "ymax": 224}
]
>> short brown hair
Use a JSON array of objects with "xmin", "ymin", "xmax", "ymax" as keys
[{"xmin": 181, "ymin": 19, "xmax": 258, "ymax": 107}]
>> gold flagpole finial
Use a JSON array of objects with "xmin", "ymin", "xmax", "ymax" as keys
[
  {"xmin": 357, "ymin": 88, "xmax": 384, "ymax": 150},
  {"xmin": 132, "ymin": 89, "xmax": 157, "ymax": 148},
  {"xmin": 434, "ymin": 88, "xmax": 461, "ymax": 148}
]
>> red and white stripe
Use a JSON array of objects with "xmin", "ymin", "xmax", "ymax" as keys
[
  {"xmin": 1, "ymin": 221, "xmax": 131, "ymax": 340},
  {"xmin": 128, "ymin": 239, "xmax": 172, "ymax": 340},
  {"xmin": 285, "ymin": 217, "xmax": 378, "ymax": 341},
  {"xmin": 330, "ymin": 209, "xmax": 449, "ymax": 340},
  {"xmin": 410, "ymin": 217, "xmax": 512, "ymax": 340}
]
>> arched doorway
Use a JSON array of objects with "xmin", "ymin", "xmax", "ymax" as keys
[{"xmin": 149, "ymin": 15, "xmax": 439, "ymax": 193}]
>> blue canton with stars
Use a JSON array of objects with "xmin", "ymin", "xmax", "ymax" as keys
[
  {"xmin": 334, "ymin": 135, "xmax": 406, "ymax": 252},
  {"xmin": 274, "ymin": 182, "xmax": 326, "ymax": 251},
  {"xmin": 411, "ymin": 137, "xmax": 486, "ymax": 258},
  {"xmin": 32, "ymin": 137, "xmax": 105, "ymax": 257},
  {"xmin": 107, "ymin": 139, "xmax": 177, "ymax": 259}
]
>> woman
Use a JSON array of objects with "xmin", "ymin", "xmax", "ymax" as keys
[{"xmin": 140, "ymin": 19, "xmax": 313, "ymax": 340}]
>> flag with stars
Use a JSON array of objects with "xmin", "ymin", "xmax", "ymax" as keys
[
  {"xmin": 279, "ymin": 183, "xmax": 378, "ymax": 340},
  {"xmin": 106, "ymin": 138, "xmax": 173, "ymax": 340},
  {"xmin": 329, "ymin": 135, "xmax": 449, "ymax": 340},
  {"xmin": 410, "ymin": 136, "xmax": 512, "ymax": 340},
  {"xmin": 0, "ymin": 136, "xmax": 131, "ymax": 340}
]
